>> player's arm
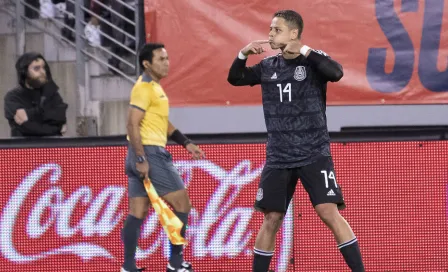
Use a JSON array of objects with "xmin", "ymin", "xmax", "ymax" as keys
[
  {"xmin": 227, "ymin": 40, "xmax": 269, "ymax": 86},
  {"xmin": 227, "ymin": 56, "xmax": 262, "ymax": 86},
  {"xmin": 301, "ymin": 46, "xmax": 343, "ymax": 82},
  {"xmin": 126, "ymin": 85, "xmax": 151, "ymax": 158}
]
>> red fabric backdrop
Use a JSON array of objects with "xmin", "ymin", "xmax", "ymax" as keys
[{"xmin": 143, "ymin": 0, "xmax": 448, "ymax": 106}]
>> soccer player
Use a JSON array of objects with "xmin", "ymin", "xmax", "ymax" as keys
[
  {"xmin": 122, "ymin": 43, "xmax": 205, "ymax": 272},
  {"xmin": 227, "ymin": 10, "xmax": 365, "ymax": 272}
]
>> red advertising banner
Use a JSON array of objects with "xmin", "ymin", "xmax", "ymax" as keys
[
  {"xmin": 0, "ymin": 142, "xmax": 447, "ymax": 271},
  {"xmin": 143, "ymin": 0, "xmax": 448, "ymax": 106}
]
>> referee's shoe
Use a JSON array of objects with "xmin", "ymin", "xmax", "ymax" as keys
[
  {"xmin": 167, "ymin": 261, "xmax": 194, "ymax": 272},
  {"xmin": 120, "ymin": 267, "xmax": 145, "ymax": 272}
]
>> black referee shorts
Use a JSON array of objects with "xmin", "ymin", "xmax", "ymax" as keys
[{"xmin": 254, "ymin": 156, "xmax": 346, "ymax": 213}]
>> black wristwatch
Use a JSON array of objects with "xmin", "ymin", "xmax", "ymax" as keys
[{"xmin": 136, "ymin": 155, "xmax": 146, "ymax": 163}]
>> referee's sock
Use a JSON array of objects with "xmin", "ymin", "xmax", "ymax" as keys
[
  {"xmin": 253, "ymin": 248, "xmax": 274, "ymax": 272},
  {"xmin": 169, "ymin": 211, "xmax": 189, "ymax": 269},
  {"xmin": 338, "ymin": 237, "xmax": 365, "ymax": 272},
  {"xmin": 121, "ymin": 215, "xmax": 144, "ymax": 271}
]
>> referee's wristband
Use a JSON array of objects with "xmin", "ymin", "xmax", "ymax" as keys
[
  {"xmin": 300, "ymin": 45, "xmax": 311, "ymax": 56},
  {"xmin": 170, "ymin": 129, "xmax": 192, "ymax": 148}
]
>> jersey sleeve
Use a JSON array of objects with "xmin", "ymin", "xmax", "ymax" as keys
[
  {"xmin": 247, "ymin": 63, "xmax": 262, "ymax": 86},
  {"xmin": 307, "ymin": 49, "xmax": 343, "ymax": 82},
  {"xmin": 129, "ymin": 84, "xmax": 152, "ymax": 111},
  {"xmin": 227, "ymin": 57, "xmax": 262, "ymax": 87},
  {"xmin": 312, "ymin": 49, "xmax": 330, "ymax": 58}
]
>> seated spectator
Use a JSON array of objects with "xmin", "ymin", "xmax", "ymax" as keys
[
  {"xmin": 3, "ymin": 52, "xmax": 68, "ymax": 137},
  {"xmin": 61, "ymin": 0, "xmax": 105, "ymax": 47},
  {"xmin": 24, "ymin": 0, "xmax": 40, "ymax": 19},
  {"xmin": 84, "ymin": 0, "xmax": 107, "ymax": 47},
  {"xmin": 108, "ymin": 0, "xmax": 136, "ymax": 73},
  {"xmin": 61, "ymin": 0, "xmax": 92, "ymax": 42}
]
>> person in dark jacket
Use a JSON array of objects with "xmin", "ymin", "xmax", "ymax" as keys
[{"xmin": 4, "ymin": 52, "xmax": 68, "ymax": 137}]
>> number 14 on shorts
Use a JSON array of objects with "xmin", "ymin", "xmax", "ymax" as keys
[{"xmin": 321, "ymin": 170, "xmax": 338, "ymax": 188}]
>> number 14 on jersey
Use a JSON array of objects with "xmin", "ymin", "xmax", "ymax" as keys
[{"xmin": 277, "ymin": 83, "xmax": 292, "ymax": 102}]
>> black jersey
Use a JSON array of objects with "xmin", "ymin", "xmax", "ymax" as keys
[{"xmin": 228, "ymin": 50, "xmax": 343, "ymax": 168}]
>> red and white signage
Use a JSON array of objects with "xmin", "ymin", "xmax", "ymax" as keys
[{"xmin": 0, "ymin": 142, "xmax": 447, "ymax": 271}]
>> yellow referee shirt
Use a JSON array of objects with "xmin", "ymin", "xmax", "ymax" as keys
[{"xmin": 127, "ymin": 74, "xmax": 169, "ymax": 147}]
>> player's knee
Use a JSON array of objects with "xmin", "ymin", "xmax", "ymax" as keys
[
  {"xmin": 315, "ymin": 203, "xmax": 340, "ymax": 227},
  {"xmin": 263, "ymin": 212, "xmax": 284, "ymax": 233}
]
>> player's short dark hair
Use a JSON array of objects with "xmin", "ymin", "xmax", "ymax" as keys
[
  {"xmin": 273, "ymin": 10, "xmax": 304, "ymax": 39},
  {"xmin": 138, "ymin": 43, "xmax": 165, "ymax": 70}
]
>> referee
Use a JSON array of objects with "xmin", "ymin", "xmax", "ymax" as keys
[
  {"xmin": 227, "ymin": 10, "xmax": 365, "ymax": 272},
  {"xmin": 122, "ymin": 43, "xmax": 204, "ymax": 272}
]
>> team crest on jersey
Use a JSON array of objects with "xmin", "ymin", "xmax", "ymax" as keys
[{"xmin": 294, "ymin": 66, "xmax": 306, "ymax": 81}]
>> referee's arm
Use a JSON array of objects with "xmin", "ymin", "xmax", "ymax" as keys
[
  {"xmin": 227, "ymin": 52, "xmax": 262, "ymax": 86},
  {"xmin": 127, "ymin": 85, "xmax": 151, "ymax": 157},
  {"xmin": 303, "ymin": 48, "xmax": 343, "ymax": 82}
]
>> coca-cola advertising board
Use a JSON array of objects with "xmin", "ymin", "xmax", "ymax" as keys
[{"xmin": 0, "ymin": 142, "xmax": 447, "ymax": 271}]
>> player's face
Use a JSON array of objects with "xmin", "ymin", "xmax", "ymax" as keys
[
  {"xmin": 268, "ymin": 17, "xmax": 299, "ymax": 49},
  {"xmin": 26, "ymin": 58, "xmax": 48, "ymax": 88},
  {"xmin": 150, "ymin": 48, "xmax": 170, "ymax": 79}
]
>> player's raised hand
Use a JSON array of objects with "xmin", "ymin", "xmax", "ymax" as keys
[
  {"xmin": 241, "ymin": 40, "xmax": 270, "ymax": 57},
  {"xmin": 282, "ymin": 39, "xmax": 303, "ymax": 55}
]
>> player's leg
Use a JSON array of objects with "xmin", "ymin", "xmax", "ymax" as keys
[
  {"xmin": 147, "ymin": 146, "xmax": 192, "ymax": 271},
  {"xmin": 253, "ymin": 211, "xmax": 284, "ymax": 271},
  {"xmin": 122, "ymin": 148, "xmax": 151, "ymax": 271},
  {"xmin": 298, "ymin": 156, "xmax": 364, "ymax": 271},
  {"xmin": 253, "ymin": 167, "xmax": 297, "ymax": 272},
  {"xmin": 314, "ymin": 203, "xmax": 363, "ymax": 270}
]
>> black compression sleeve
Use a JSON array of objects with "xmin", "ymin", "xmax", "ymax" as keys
[
  {"xmin": 170, "ymin": 129, "xmax": 192, "ymax": 147},
  {"xmin": 307, "ymin": 51, "xmax": 344, "ymax": 82}
]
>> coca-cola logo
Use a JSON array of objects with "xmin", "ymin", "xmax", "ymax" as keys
[{"xmin": 0, "ymin": 160, "xmax": 293, "ymax": 271}]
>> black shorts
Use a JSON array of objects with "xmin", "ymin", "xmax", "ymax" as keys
[{"xmin": 254, "ymin": 156, "xmax": 345, "ymax": 213}]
